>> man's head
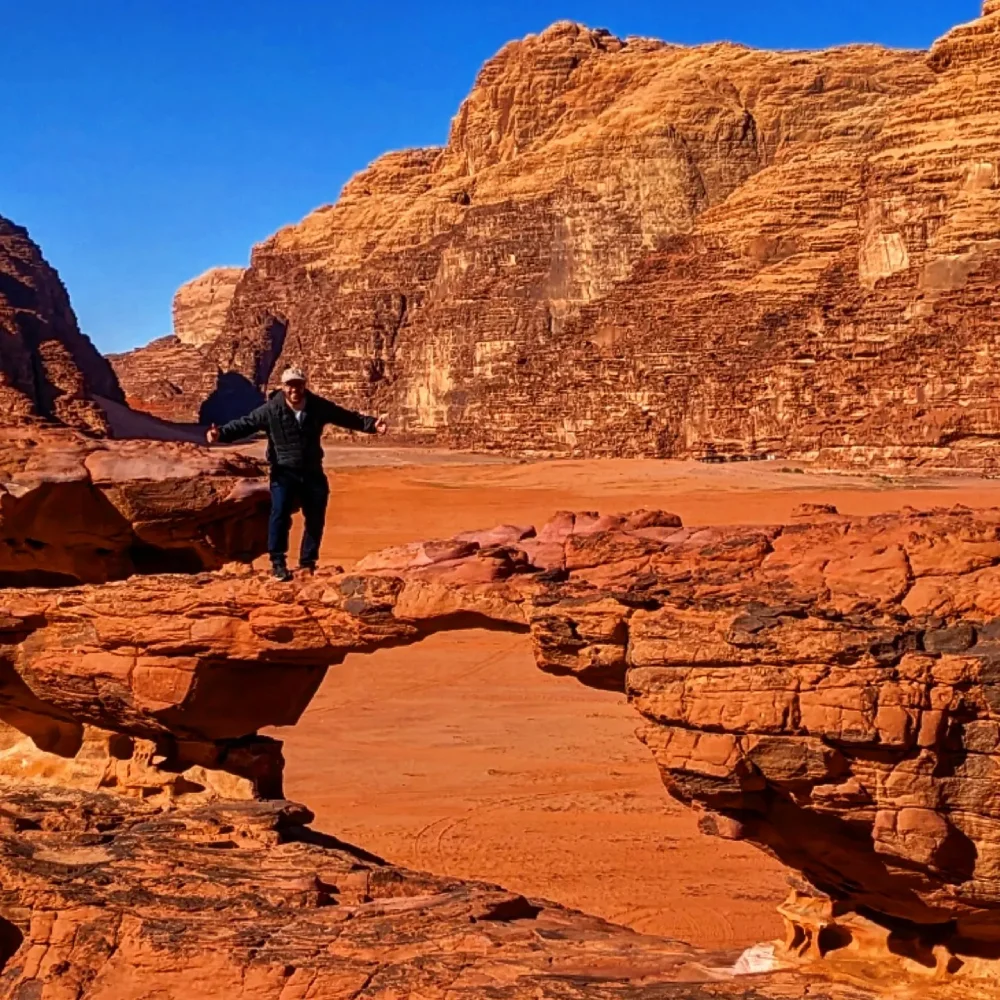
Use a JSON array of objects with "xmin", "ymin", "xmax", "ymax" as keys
[{"xmin": 280, "ymin": 366, "xmax": 307, "ymax": 406}]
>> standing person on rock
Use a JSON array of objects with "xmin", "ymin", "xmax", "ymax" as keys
[{"xmin": 207, "ymin": 366, "xmax": 388, "ymax": 581}]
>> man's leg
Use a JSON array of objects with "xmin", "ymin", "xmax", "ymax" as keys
[
  {"xmin": 268, "ymin": 474, "xmax": 295, "ymax": 579},
  {"xmin": 298, "ymin": 473, "xmax": 330, "ymax": 570}
]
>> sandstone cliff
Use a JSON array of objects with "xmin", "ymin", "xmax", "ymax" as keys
[
  {"xmin": 117, "ymin": 3, "xmax": 1000, "ymax": 468},
  {"xmin": 0, "ymin": 216, "xmax": 124, "ymax": 434},
  {"xmin": 172, "ymin": 266, "xmax": 244, "ymax": 347}
]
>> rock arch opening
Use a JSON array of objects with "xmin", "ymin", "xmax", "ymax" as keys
[{"xmin": 271, "ymin": 626, "xmax": 787, "ymax": 949}]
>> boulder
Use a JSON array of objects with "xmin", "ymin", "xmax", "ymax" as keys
[{"xmin": 0, "ymin": 426, "xmax": 268, "ymax": 584}]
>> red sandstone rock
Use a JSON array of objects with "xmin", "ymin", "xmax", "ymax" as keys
[
  {"xmin": 0, "ymin": 215, "xmax": 123, "ymax": 434},
  {"xmin": 0, "ymin": 783, "xmax": 857, "ymax": 1000},
  {"xmin": 119, "ymin": 4, "xmax": 1000, "ymax": 470},
  {"xmin": 10, "ymin": 504, "xmax": 1000, "ymax": 991},
  {"xmin": 0, "ymin": 425, "xmax": 269, "ymax": 584}
]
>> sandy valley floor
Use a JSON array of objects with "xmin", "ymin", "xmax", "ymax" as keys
[{"xmin": 263, "ymin": 451, "xmax": 1000, "ymax": 951}]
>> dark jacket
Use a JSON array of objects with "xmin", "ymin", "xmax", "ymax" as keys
[{"xmin": 217, "ymin": 390, "xmax": 377, "ymax": 473}]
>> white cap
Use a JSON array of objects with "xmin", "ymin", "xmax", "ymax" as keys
[{"xmin": 280, "ymin": 366, "xmax": 307, "ymax": 385}]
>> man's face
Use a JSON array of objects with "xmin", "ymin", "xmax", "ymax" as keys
[{"xmin": 283, "ymin": 380, "xmax": 306, "ymax": 406}]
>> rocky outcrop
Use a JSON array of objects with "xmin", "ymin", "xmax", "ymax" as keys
[
  {"xmin": 10, "ymin": 504, "xmax": 1000, "ymax": 990},
  {"xmin": 0, "ymin": 426, "xmax": 269, "ymax": 584},
  {"xmin": 123, "ymin": 3, "xmax": 1000, "ymax": 469},
  {"xmin": 0, "ymin": 215, "xmax": 124, "ymax": 434},
  {"xmin": 172, "ymin": 266, "xmax": 244, "ymax": 347},
  {"xmin": 0, "ymin": 783, "xmax": 849, "ymax": 1000},
  {"xmin": 108, "ymin": 335, "xmax": 227, "ymax": 423}
]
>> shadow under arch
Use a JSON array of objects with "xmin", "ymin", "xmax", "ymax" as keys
[{"xmin": 269, "ymin": 622, "xmax": 730, "ymax": 943}]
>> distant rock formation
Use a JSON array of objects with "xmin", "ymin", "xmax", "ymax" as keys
[
  {"xmin": 173, "ymin": 266, "xmax": 244, "ymax": 347},
  {"xmin": 0, "ymin": 215, "xmax": 124, "ymax": 433},
  {"xmin": 115, "ymin": 2, "xmax": 1000, "ymax": 469},
  {"xmin": 106, "ymin": 334, "xmax": 223, "ymax": 422},
  {"xmin": 108, "ymin": 268, "xmax": 249, "ymax": 423}
]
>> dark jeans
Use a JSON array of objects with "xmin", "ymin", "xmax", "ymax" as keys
[{"xmin": 268, "ymin": 468, "xmax": 330, "ymax": 567}]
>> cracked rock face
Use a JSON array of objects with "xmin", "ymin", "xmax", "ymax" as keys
[
  {"xmin": 0, "ymin": 783, "xmax": 863, "ymax": 1000},
  {"xmin": 0, "ymin": 426, "xmax": 269, "ymax": 584},
  {"xmin": 8, "ymin": 503, "xmax": 1000, "ymax": 993},
  {"xmin": 117, "ymin": 3, "xmax": 1000, "ymax": 470},
  {"xmin": 0, "ymin": 216, "xmax": 124, "ymax": 435}
]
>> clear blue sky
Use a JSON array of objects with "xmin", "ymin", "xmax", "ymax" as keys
[{"xmin": 2, "ymin": 0, "xmax": 981, "ymax": 354}]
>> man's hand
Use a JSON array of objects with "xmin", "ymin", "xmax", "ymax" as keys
[
  {"xmin": 206, "ymin": 424, "xmax": 220, "ymax": 444},
  {"xmin": 375, "ymin": 415, "xmax": 389, "ymax": 436}
]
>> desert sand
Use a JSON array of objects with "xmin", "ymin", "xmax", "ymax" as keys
[{"xmin": 267, "ymin": 452, "xmax": 1000, "ymax": 950}]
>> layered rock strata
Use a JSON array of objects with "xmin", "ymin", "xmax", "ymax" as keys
[
  {"xmin": 0, "ymin": 216, "xmax": 123, "ymax": 434},
  {"xmin": 9, "ymin": 505, "xmax": 1000, "ymax": 990},
  {"xmin": 0, "ymin": 426, "xmax": 269, "ymax": 584},
  {"xmin": 1, "ymin": 781, "xmax": 859, "ymax": 999},
  {"xmin": 121, "ymin": 3, "xmax": 1000, "ymax": 469},
  {"xmin": 106, "ymin": 335, "xmax": 224, "ymax": 423},
  {"xmin": 172, "ymin": 266, "xmax": 244, "ymax": 348}
]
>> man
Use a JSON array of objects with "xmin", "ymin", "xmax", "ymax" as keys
[{"xmin": 207, "ymin": 366, "xmax": 387, "ymax": 581}]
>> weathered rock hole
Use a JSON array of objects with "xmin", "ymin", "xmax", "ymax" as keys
[
  {"xmin": 108, "ymin": 734, "xmax": 135, "ymax": 761},
  {"xmin": 817, "ymin": 924, "xmax": 853, "ymax": 957},
  {"xmin": 478, "ymin": 896, "xmax": 543, "ymax": 922},
  {"xmin": 173, "ymin": 776, "xmax": 207, "ymax": 796},
  {"xmin": 888, "ymin": 930, "xmax": 943, "ymax": 970},
  {"xmin": 128, "ymin": 542, "xmax": 205, "ymax": 575},
  {"xmin": 0, "ymin": 916, "xmax": 24, "ymax": 971}
]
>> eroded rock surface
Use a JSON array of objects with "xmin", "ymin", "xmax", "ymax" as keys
[
  {"xmin": 0, "ymin": 426, "xmax": 268, "ymax": 584},
  {"xmin": 9, "ymin": 504, "xmax": 1000, "ymax": 992},
  {"xmin": 120, "ymin": 4, "xmax": 1000, "ymax": 469},
  {"xmin": 173, "ymin": 266, "xmax": 244, "ymax": 348},
  {"xmin": 0, "ymin": 216, "xmax": 123, "ymax": 434},
  {"xmin": 0, "ymin": 782, "xmax": 862, "ymax": 1000}
]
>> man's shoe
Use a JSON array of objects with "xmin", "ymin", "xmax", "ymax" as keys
[
  {"xmin": 297, "ymin": 562, "xmax": 316, "ymax": 575},
  {"xmin": 271, "ymin": 563, "xmax": 293, "ymax": 582}
]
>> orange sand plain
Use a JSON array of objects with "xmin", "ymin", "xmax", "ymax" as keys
[{"xmin": 268, "ymin": 455, "xmax": 1000, "ymax": 951}]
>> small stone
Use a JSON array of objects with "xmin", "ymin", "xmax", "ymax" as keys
[{"xmin": 922, "ymin": 624, "xmax": 976, "ymax": 654}]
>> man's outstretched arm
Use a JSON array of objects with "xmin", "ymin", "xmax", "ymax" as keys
[
  {"xmin": 207, "ymin": 404, "xmax": 270, "ymax": 444},
  {"xmin": 319, "ymin": 398, "xmax": 387, "ymax": 435}
]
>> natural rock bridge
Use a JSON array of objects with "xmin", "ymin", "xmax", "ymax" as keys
[{"xmin": 5, "ymin": 494, "xmax": 1000, "ymax": 995}]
